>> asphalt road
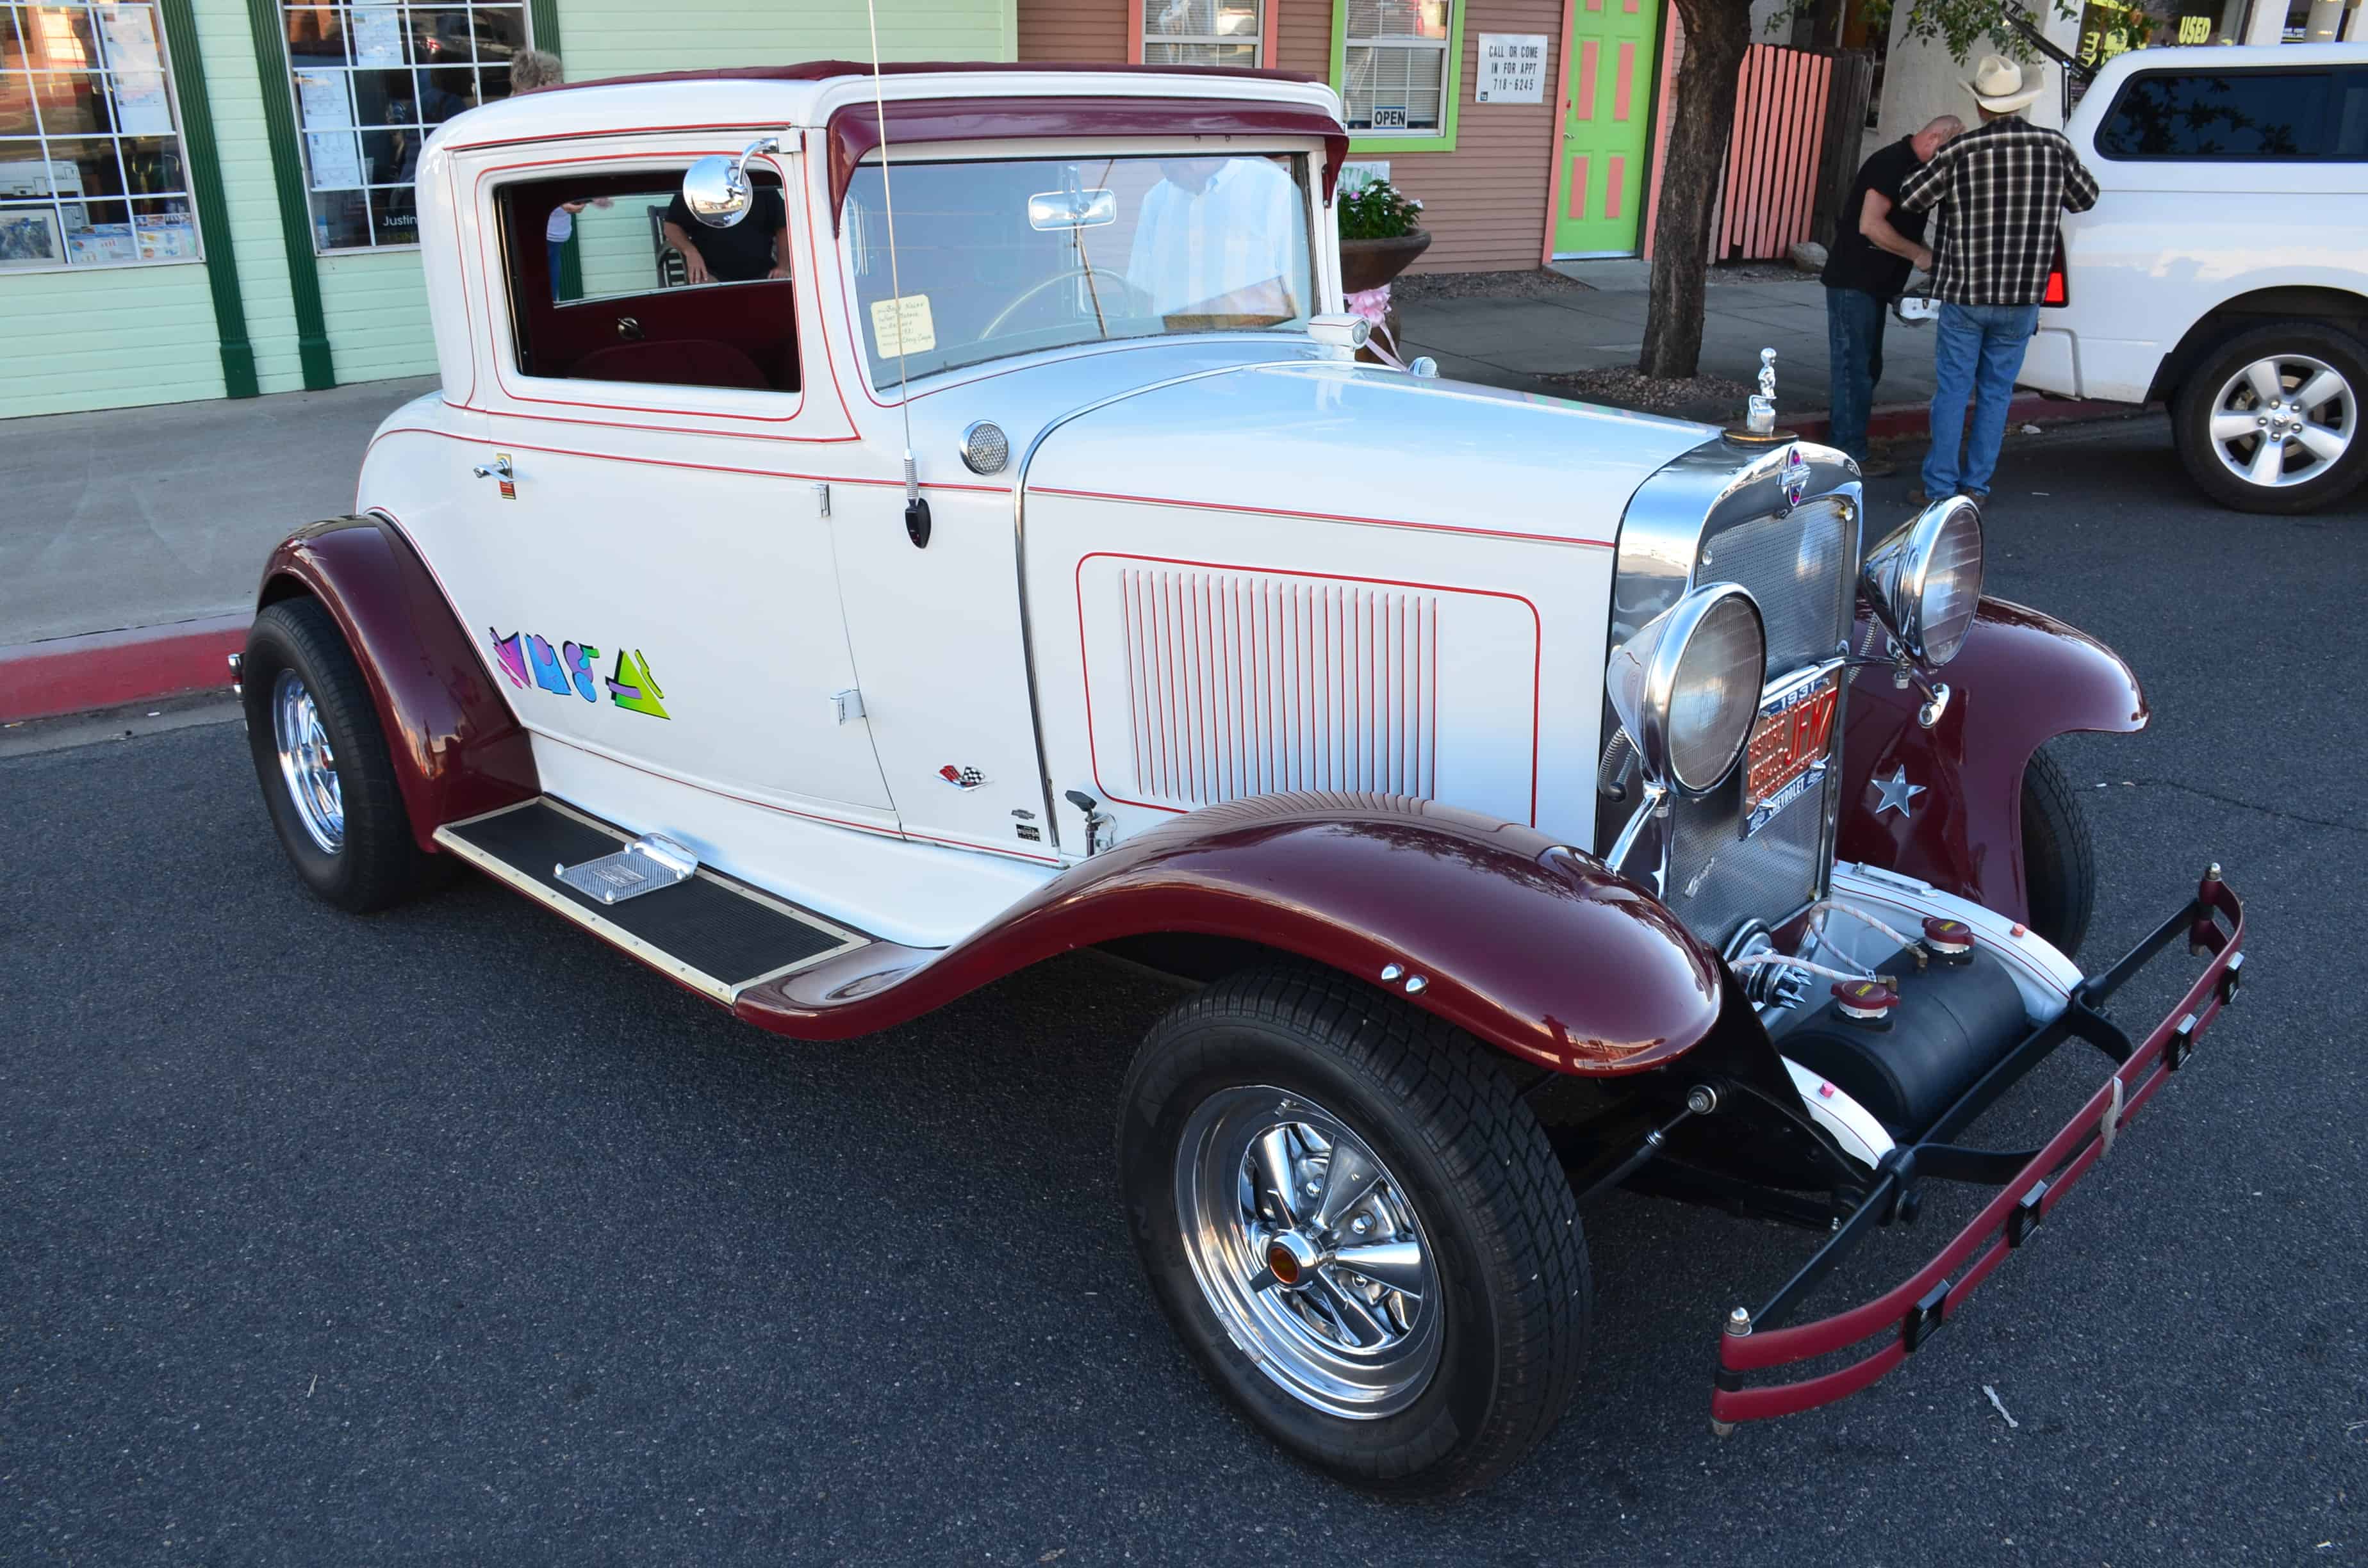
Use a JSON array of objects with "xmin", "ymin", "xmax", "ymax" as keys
[{"xmin": 6, "ymin": 416, "xmax": 2365, "ymax": 1565}]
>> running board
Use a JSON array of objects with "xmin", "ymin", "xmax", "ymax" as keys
[{"xmin": 434, "ymin": 799, "xmax": 871, "ymax": 1006}]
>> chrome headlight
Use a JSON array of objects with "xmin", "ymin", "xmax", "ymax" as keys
[
  {"xmin": 1862, "ymin": 495, "xmax": 1984, "ymax": 667},
  {"xmin": 1607, "ymin": 583, "xmax": 1767, "ymax": 796}
]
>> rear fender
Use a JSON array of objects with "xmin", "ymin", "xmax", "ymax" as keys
[
  {"xmin": 1838, "ymin": 597, "xmax": 2147, "ymax": 920},
  {"xmin": 257, "ymin": 514, "xmax": 538, "ymax": 852},
  {"xmin": 737, "ymin": 792, "xmax": 1726, "ymax": 1075}
]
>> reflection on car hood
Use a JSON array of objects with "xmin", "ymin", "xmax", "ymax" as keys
[{"xmin": 1022, "ymin": 360, "xmax": 1715, "ymax": 548}]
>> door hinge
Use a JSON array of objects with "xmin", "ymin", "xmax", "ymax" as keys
[
  {"xmin": 830, "ymin": 689, "xmax": 865, "ymax": 724},
  {"xmin": 813, "ymin": 482, "xmax": 830, "ymax": 518}
]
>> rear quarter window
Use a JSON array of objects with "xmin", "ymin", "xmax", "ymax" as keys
[{"xmin": 2095, "ymin": 67, "xmax": 2368, "ymax": 161}]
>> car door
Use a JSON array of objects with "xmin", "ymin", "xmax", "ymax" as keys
[{"xmin": 435, "ymin": 142, "xmax": 897, "ymax": 821}]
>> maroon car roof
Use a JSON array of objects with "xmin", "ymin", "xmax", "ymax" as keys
[{"xmin": 539, "ymin": 60, "xmax": 1322, "ymax": 94}]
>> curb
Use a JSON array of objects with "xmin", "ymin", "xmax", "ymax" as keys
[
  {"xmin": 0, "ymin": 614, "xmax": 247, "ymax": 725},
  {"xmin": 1791, "ymin": 393, "xmax": 2132, "ymax": 445}
]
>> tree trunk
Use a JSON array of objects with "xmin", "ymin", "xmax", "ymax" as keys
[{"xmin": 1638, "ymin": 0, "xmax": 1754, "ymax": 380}]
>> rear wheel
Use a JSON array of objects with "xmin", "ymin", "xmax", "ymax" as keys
[
  {"xmin": 2173, "ymin": 322, "xmax": 2368, "ymax": 514},
  {"xmin": 2020, "ymin": 745, "xmax": 2094, "ymax": 960},
  {"xmin": 1119, "ymin": 963, "xmax": 1589, "ymax": 1498},
  {"xmin": 242, "ymin": 597, "xmax": 434, "ymax": 913}
]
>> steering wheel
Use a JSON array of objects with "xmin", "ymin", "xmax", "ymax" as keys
[{"xmin": 981, "ymin": 263, "xmax": 1156, "ymax": 340}]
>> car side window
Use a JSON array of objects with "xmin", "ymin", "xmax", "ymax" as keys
[
  {"xmin": 2094, "ymin": 69, "xmax": 2352, "ymax": 161},
  {"xmin": 497, "ymin": 170, "xmax": 800, "ymax": 394}
]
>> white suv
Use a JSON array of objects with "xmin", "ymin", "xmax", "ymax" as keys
[{"xmin": 2019, "ymin": 44, "xmax": 2368, "ymax": 514}]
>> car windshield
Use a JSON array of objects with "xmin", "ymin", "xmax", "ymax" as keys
[{"xmin": 843, "ymin": 152, "xmax": 1315, "ymax": 385}]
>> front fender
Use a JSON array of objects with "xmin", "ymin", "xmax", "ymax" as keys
[
  {"xmin": 737, "ymin": 792, "xmax": 1725, "ymax": 1075},
  {"xmin": 257, "ymin": 514, "xmax": 538, "ymax": 852},
  {"xmin": 1837, "ymin": 597, "xmax": 2148, "ymax": 920}
]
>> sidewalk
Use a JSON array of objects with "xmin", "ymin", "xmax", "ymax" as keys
[{"xmin": 1395, "ymin": 268, "xmax": 1939, "ymax": 416}]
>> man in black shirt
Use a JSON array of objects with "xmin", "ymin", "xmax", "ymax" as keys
[
  {"xmin": 661, "ymin": 183, "xmax": 789, "ymax": 286},
  {"xmin": 1820, "ymin": 116, "xmax": 1960, "ymax": 473}
]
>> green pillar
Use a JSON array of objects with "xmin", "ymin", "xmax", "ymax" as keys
[
  {"xmin": 240, "ymin": 0, "xmax": 336, "ymax": 389},
  {"xmin": 154, "ymin": 0, "xmax": 258, "ymax": 398}
]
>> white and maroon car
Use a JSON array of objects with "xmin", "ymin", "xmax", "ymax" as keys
[{"xmin": 233, "ymin": 61, "xmax": 2247, "ymax": 1496}]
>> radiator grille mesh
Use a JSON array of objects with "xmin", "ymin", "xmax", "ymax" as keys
[
  {"xmin": 1662, "ymin": 498, "xmax": 1855, "ymax": 946},
  {"xmin": 1115, "ymin": 567, "xmax": 1438, "ymax": 809}
]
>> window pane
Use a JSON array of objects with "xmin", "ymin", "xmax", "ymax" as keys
[
  {"xmin": 119, "ymin": 131, "xmax": 177, "ymax": 192},
  {"xmin": 2337, "ymin": 70, "xmax": 2368, "ymax": 158},
  {"xmin": 305, "ymin": 129, "xmax": 361, "ymax": 188},
  {"xmin": 29, "ymin": 70, "xmax": 108, "ymax": 133},
  {"xmin": 1144, "ymin": 0, "xmax": 1261, "ymax": 39},
  {"xmin": 0, "ymin": 74, "xmax": 34, "ymax": 133},
  {"xmin": 48, "ymin": 134, "xmax": 127, "ymax": 201},
  {"xmin": 22, "ymin": 5, "xmax": 98, "ymax": 70},
  {"xmin": 368, "ymin": 183, "xmax": 417, "ymax": 245},
  {"xmin": 1, "ymin": 201, "xmax": 63, "ymax": 265},
  {"xmin": 1344, "ymin": 43, "xmax": 1445, "ymax": 129},
  {"xmin": 63, "ymin": 194, "xmax": 134, "ymax": 261},
  {"xmin": 308, "ymin": 185, "xmax": 370, "ymax": 247},
  {"xmin": 284, "ymin": 5, "xmax": 344, "ymax": 62},
  {"xmin": 416, "ymin": 63, "xmax": 473, "ymax": 122},
  {"xmin": 1143, "ymin": 40, "xmax": 1258, "ymax": 67},
  {"xmin": 409, "ymin": 8, "xmax": 472, "ymax": 66},
  {"xmin": 132, "ymin": 195, "xmax": 196, "ymax": 257},
  {"xmin": 473, "ymin": 6, "xmax": 524, "ymax": 68},
  {"xmin": 2, "ymin": 7, "xmax": 30, "ymax": 73},
  {"xmin": 2098, "ymin": 70, "xmax": 2332, "ymax": 158},
  {"xmin": 1345, "ymin": 0, "xmax": 1447, "ymax": 40},
  {"xmin": 0, "ymin": 145, "xmax": 56, "ymax": 194},
  {"xmin": 347, "ymin": 1, "xmax": 404, "ymax": 67}
]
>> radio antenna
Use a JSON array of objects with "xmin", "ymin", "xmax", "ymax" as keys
[{"xmin": 864, "ymin": 0, "xmax": 929, "ymax": 546}]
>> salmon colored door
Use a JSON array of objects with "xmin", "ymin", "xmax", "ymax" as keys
[{"xmin": 1553, "ymin": 0, "xmax": 1662, "ymax": 256}]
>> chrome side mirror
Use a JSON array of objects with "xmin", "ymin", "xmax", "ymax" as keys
[{"xmin": 682, "ymin": 136, "xmax": 780, "ymax": 230}]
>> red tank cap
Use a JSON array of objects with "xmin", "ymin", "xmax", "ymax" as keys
[
  {"xmin": 1832, "ymin": 979, "xmax": 1899, "ymax": 1020},
  {"xmin": 1922, "ymin": 916, "xmax": 1975, "ymax": 953}
]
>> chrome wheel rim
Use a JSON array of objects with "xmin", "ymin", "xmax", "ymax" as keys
[
  {"xmin": 1174, "ymin": 1084, "xmax": 1443, "ymax": 1419},
  {"xmin": 272, "ymin": 668, "xmax": 344, "ymax": 853},
  {"xmin": 2210, "ymin": 353, "xmax": 2355, "ymax": 490}
]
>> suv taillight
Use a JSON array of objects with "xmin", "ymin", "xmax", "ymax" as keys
[{"xmin": 2043, "ymin": 238, "xmax": 2067, "ymax": 307}]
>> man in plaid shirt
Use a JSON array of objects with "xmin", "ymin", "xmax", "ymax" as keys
[{"xmin": 1896, "ymin": 54, "xmax": 2099, "ymax": 505}]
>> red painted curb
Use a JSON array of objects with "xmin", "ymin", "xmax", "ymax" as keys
[
  {"xmin": 0, "ymin": 614, "xmax": 248, "ymax": 724},
  {"xmin": 1790, "ymin": 393, "xmax": 2131, "ymax": 445}
]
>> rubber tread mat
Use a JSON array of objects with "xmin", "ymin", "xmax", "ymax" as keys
[{"xmin": 446, "ymin": 802, "xmax": 845, "ymax": 987}]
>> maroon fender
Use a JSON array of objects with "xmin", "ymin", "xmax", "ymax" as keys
[
  {"xmin": 1838, "ymin": 596, "xmax": 2148, "ymax": 921},
  {"xmin": 736, "ymin": 792, "xmax": 1725, "ymax": 1075},
  {"xmin": 256, "ymin": 514, "xmax": 538, "ymax": 852}
]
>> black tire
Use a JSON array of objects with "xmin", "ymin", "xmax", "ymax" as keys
[
  {"xmin": 242, "ymin": 596, "xmax": 434, "ymax": 913},
  {"xmin": 2020, "ymin": 745, "xmax": 2095, "ymax": 960},
  {"xmin": 1118, "ymin": 963, "xmax": 1590, "ymax": 1498},
  {"xmin": 2171, "ymin": 320, "xmax": 2368, "ymax": 515}
]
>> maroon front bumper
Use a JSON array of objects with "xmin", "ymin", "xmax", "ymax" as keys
[{"xmin": 1711, "ymin": 867, "xmax": 2246, "ymax": 1428}]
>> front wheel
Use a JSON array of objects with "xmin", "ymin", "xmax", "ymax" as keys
[
  {"xmin": 2020, "ymin": 745, "xmax": 2095, "ymax": 960},
  {"xmin": 1118, "ymin": 964, "xmax": 1590, "ymax": 1498},
  {"xmin": 2172, "ymin": 322, "xmax": 2368, "ymax": 514}
]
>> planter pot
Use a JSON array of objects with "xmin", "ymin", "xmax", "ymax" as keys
[{"xmin": 1338, "ymin": 229, "xmax": 1433, "ymax": 294}]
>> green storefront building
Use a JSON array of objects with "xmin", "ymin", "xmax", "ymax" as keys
[{"xmin": 0, "ymin": 0, "xmax": 1015, "ymax": 420}]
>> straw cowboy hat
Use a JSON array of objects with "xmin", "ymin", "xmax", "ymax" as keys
[{"xmin": 1966, "ymin": 54, "xmax": 2045, "ymax": 114}]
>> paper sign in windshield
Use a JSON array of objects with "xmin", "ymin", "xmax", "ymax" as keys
[{"xmin": 869, "ymin": 294, "xmax": 937, "ymax": 361}]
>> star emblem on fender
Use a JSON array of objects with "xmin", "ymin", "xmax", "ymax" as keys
[{"xmin": 1871, "ymin": 764, "xmax": 1925, "ymax": 819}]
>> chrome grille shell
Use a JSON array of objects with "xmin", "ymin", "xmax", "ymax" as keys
[{"xmin": 1596, "ymin": 438, "xmax": 1864, "ymax": 949}]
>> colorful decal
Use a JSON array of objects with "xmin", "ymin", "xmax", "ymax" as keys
[
  {"xmin": 938, "ymin": 765, "xmax": 985, "ymax": 790},
  {"xmin": 488, "ymin": 626, "xmax": 668, "ymax": 719}
]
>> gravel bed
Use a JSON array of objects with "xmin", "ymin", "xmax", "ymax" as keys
[
  {"xmin": 1534, "ymin": 366, "xmax": 1752, "ymax": 421},
  {"xmin": 1388, "ymin": 268, "xmax": 1597, "ymax": 303}
]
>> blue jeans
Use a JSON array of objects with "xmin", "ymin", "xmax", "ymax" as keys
[
  {"xmin": 1924, "ymin": 301, "xmax": 2041, "ymax": 498},
  {"xmin": 1824, "ymin": 286, "xmax": 1888, "ymax": 463},
  {"xmin": 548, "ymin": 237, "xmax": 566, "ymax": 302}
]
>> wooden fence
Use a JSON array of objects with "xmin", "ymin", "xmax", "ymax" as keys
[{"xmin": 1714, "ymin": 44, "xmax": 1835, "ymax": 261}]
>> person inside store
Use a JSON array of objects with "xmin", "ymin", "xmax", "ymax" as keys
[{"xmin": 1820, "ymin": 114, "xmax": 1961, "ymax": 477}]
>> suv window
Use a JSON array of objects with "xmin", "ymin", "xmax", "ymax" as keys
[
  {"xmin": 496, "ymin": 169, "xmax": 800, "ymax": 394},
  {"xmin": 2096, "ymin": 68, "xmax": 2368, "ymax": 160}
]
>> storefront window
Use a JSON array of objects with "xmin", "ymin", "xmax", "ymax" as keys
[
  {"xmin": 0, "ymin": 3, "xmax": 199, "ymax": 271},
  {"xmin": 1144, "ymin": 0, "xmax": 1262, "ymax": 69},
  {"xmin": 281, "ymin": 0, "xmax": 527, "ymax": 251},
  {"xmin": 1342, "ymin": 0, "xmax": 1452, "ymax": 135}
]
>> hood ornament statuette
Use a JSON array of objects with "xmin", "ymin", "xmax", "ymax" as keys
[{"xmin": 1726, "ymin": 347, "xmax": 1797, "ymax": 446}]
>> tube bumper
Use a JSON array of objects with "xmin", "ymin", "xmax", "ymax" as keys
[{"xmin": 1710, "ymin": 866, "xmax": 2246, "ymax": 1428}]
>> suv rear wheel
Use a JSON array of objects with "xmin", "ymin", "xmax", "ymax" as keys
[{"xmin": 2173, "ymin": 321, "xmax": 2367, "ymax": 515}]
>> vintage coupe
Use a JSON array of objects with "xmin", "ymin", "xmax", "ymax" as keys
[{"xmin": 235, "ymin": 62, "xmax": 2246, "ymax": 1496}]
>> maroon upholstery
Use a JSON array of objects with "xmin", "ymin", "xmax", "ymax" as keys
[{"xmin": 569, "ymin": 339, "xmax": 773, "ymax": 391}]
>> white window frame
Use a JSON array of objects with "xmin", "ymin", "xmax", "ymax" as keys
[
  {"xmin": 1341, "ymin": 0, "xmax": 1456, "ymax": 137},
  {"xmin": 276, "ymin": 0, "xmax": 533, "ymax": 254},
  {"xmin": 1141, "ymin": 0, "xmax": 1265, "ymax": 68},
  {"xmin": 0, "ymin": 0, "xmax": 204, "ymax": 274}
]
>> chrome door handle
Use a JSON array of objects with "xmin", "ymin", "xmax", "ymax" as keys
[{"xmin": 472, "ymin": 455, "xmax": 514, "ymax": 481}]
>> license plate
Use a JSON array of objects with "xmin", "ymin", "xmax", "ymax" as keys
[{"xmin": 1741, "ymin": 670, "xmax": 1841, "ymax": 839}]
